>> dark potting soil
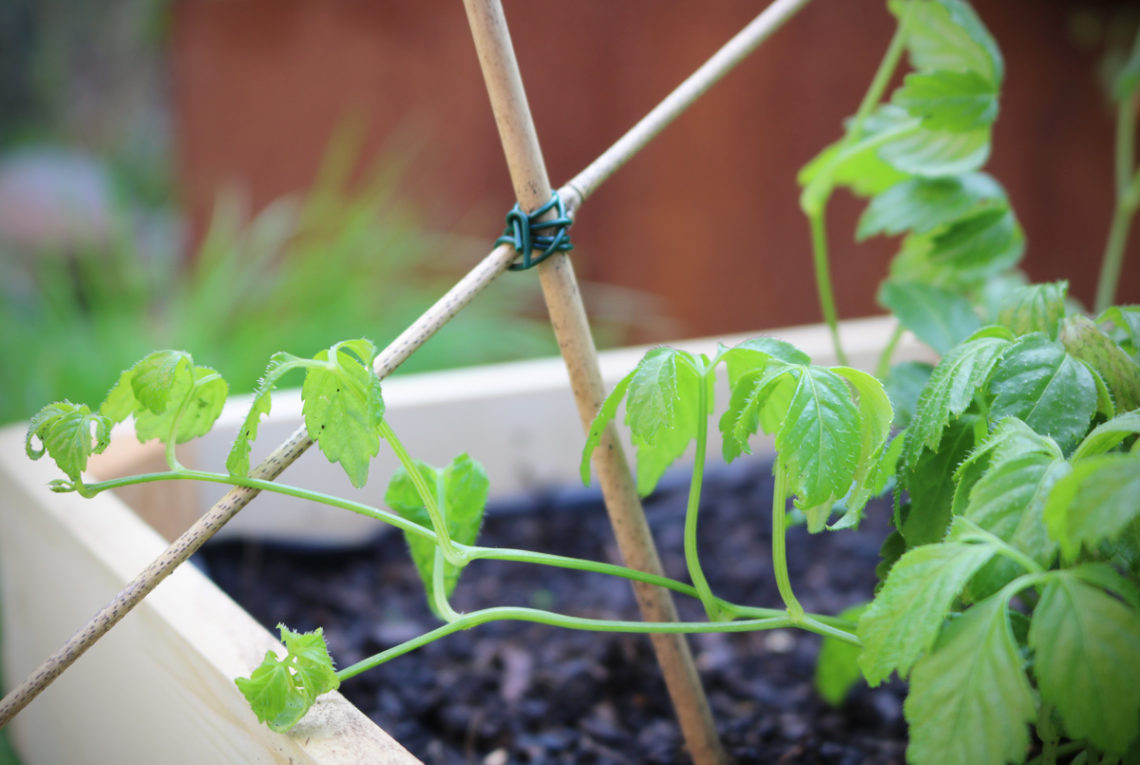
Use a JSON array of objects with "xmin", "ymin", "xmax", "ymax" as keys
[{"xmin": 199, "ymin": 458, "xmax": 908, "ymax": 764}]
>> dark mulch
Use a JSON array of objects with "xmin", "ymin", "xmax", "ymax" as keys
[{"xmin": 199, "ymin": 457, "xmax": 908, "ymax": 764}]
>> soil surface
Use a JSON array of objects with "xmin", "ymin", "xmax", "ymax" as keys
[{"xmin": 200, "ymin": 458, "xmax": 908, "ymax": 764}]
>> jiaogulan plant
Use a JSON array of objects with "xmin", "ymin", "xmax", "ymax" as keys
[{"xmin": 11, "ymin": 1, "xmax": 1140, "ymax": 763}]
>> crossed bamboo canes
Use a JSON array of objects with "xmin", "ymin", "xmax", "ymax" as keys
[{"xmin": 0, "ymin": 1, "xmax": 812, "ymax": 757}]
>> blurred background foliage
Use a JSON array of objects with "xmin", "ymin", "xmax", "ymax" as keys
[{"xmin": 0, "ymin": 0, "xmax": 668, "ymax": 425}]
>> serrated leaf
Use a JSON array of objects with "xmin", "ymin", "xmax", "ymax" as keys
[
  {"xmin": 960, "ymin": 453, "xmax": 1069, "ymax": 600},
  {"xmin": 894, "ymin": 69, "xmax": 998, "ymax": 132},
  {"xmin": 580, "ymin": 372, "xmax": 634, "ymax": 485},
  {"xmin": 1071, "ymin": 562, "xmax": 1140, "ymax": 610},
  {"xmin": 302, "ymin": 340, "xmax": 385, "ymax": 488},
  {"xmin": 951, "ymin": 417, "xmax": 1062, "ymax": 514},
  {"xmin": 879, "ymin": 280, "xmax": 981, "ymax": 354},
  {"xmin": 901, "ymin": 332, "xmax": 1012, "ymax": 475},
  {"xmin": 858, "ymin": 534, "xmax": 998, "ymax": 684},
  {"xmin": 883, "ymin": 361, "xmax": 933, "ymax": 430},
  {"xmin": 904, "ymin": 417, "xmax": 976, "ymax": 545},
  {"xmin": 101, "ymin": 351, "xmax": 229, "ymax": 447},
  {"xmin": 928, "ymin": 206, "xmax": 1024, "ymax": 279},
  {"xmin": 719, "ymin": 364, "xmax": 796, "ymax": 463},
  {"xmin": 856, "ymin": 172, "xmax": 1005, "ymax": 241},
  {"xmin": 618, "ymin": 348, "xmax": 707, "ymax": 495},
  {"xmin": 988, "ymin": 333, "xmax": 1098, "ymax": 454},
  {"xmin": 129, "ymin": 350, "xmax": 194, "ymax": 414},
  {"xmin": 828, "ymin": 367, "xmax": 894, "ymax": 529},
  {"xmin": 1062, "ymin": 314, "xmax": 1140, "ymax": 412},
  {"xmin": 798, "ymin": 132, "xmax": 910, "ymax": 213},
  {"xmin": 1044, "ymin": 453, "xmax": 1140, "ymax": 560},
  {"xmin": 720, "ymin": 337, "xmax": 811, "ymax": 388},
  {"xmin": 235, "ymin": 624, "xmax": 339, "ymax": 733},
  {"xmin": 1072, "ymin": 409, "xmax": 1140, "ymax": 461},
  {"xmin": 1030, "ymin": 574, "xmax": 1140, "ymax": 753},
  {"xmin": 385, "ymin": 454, "xmax": 488, "ymax": 618},
  {"xmin": 25, "ymin": 401, "xmax": 113, "ymax": 482},
  {"xmin": 904, "ymin": 596, "xmax": 1034, "ymax": 765},
  {"xmin": 226, "ymin": 352, "xmax": 303, "ymax": 478},
  {"xmin": 814, "ymin": 603, "xmax": 869, "ymax": 706},
  {"xmin": 893, "ymin": 0, "xmax": 1004, "ymax": 86},
  {"xmin": 995, "ymin": 281, "xmax": 1068, "ymax": 339},
  {"xmin": 874, "ymin": 105, "xmax": 992, "ymax": 177},
  {"xmin": 1098, "ymin": 305, "xmax": 1140, "ymax": 354},
  {"xmin": 777, "ymin": 366, "xmax": 863, "ymax": 530}
]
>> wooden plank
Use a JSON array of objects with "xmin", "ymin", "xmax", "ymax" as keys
[{"xmin": 0, "ymin": 424, "xmax": 418, "ymax": 764}]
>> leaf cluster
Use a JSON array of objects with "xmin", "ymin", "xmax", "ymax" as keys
[
  {"xmin": 234, "ymin": 624, "xmax": 340, "ymax": 732},
  {"xmin": 582, "ymin": 338, "xmax": 894, "ymax": 532},
  {"xmin": 854, "ymin": 289, "xmax": 1140, "ymax": 763}
]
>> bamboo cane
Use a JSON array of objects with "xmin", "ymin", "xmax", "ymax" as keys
[
  {"xmin": 0, "ymin": 243, "xmax": 519, "ymax": 729},
  {"xmin": 462, "ymin": 1, "xmax": 731, "ymax": 761}
]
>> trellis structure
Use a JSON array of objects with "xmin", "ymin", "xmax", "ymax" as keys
[{"xmin": 0, "ymin": 0, "xmax": 812, "ymax": 760}]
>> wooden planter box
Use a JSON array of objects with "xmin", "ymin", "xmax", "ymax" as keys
[{"xmin": 0, "ymin": 317, "xmax": 926, "ymax": 763}]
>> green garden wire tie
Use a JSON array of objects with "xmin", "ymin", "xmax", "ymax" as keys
[{"xmin": 496, "ymin": 191, "xmax": 573, "ymax": 270}]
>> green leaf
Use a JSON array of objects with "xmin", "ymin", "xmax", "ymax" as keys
[
  {"xmin": 1030, "ymin": 574, "xmax": 1140, "ymax": 753},
  {"xmin": 1098, "ymin": 305, "xmax": 1140, "ymax": 355},
  {"xmin": 927, "ymin": 206, "xmax": 1024, "ymax": 279},
  {"xmin": 988, "ymin": 333, "xmax": 1098, "ymax": 454},
  {"xmin": 1062, "ymin": 314, "xmax": 1140, "ymax": 413},
  {"xmin": 893, "ymin": 0, "xmax": 1004, "ymax": 86},
  {"xmin": 235, "ymin": 624, "xmax": 339, "ymax": 733},
  {"xmin": 385, "ymin": 454, "xmax": 488, "ymax": 618},
  {"xmin": 878, "ymin": 280, "xmax": 981, "ymax": 354},
  {"xmin": 995, "ymin": 281, "xmax": 1068, "ymax": 339},
  {"xmin": 302, "ymin": 339, "xmax": 385, "ymax": 488},
  {"xmin": 580, "ymin": 372, "xmax": 634, "ymax": 485},
  {"xmin": 901, "ymin": 331, "xmax": 1012, "ymax": 475},
  {"xmin": 126, "ymin": 350, "xmax": 194, "ymax": 414},
  {"xmin": 894, "ymin": 69, "xmax": 998, "ymax": 132},
  {"xmin": 101, "ymin": 350, "xmax": 229, "ymax": 446},
  {"xmin": 959, "ymin": 452, "xmax": 1070, "ymax": 600},
  {"xmin": 858, "ymin": 532, "xmax": 998, "ymax": 685},
  {"xmin": 903, "ymin": 417, "xmax": 976, "ymax": 545},
  {"xmin": 883, "ymin": 361, "xmax": 933, "ymax": 430},
  {"xmin": 874, "ymin": 105, "xmax": 992, "ymax": 177},
  {"xmin": 814, "ymin": 603, "xmax": 869, "ymax": 706},
  {"xmin": 777, "ymin": 366, "xmax": 863, "ymax": 530},
  {"xmin": 226, "ymin": 352, "xmax": 303, "ymax": 478},
  {"xmin": 719, "ymin": 364, "xmax": 796, "ymax": 463},
  {"xmin": 621, "ymin": 348, "xmax": 706, "ymax": 496},
  {"xmin": 25, "ymin": 401, "xmax": 113, "ymax": 482},
  {"xmin": 904, "ymin": 596, "xmax": 1034, "ymax": 765},
  {"xmin": 829, "ymin": 367, "xmax": 894, "ymax": 529},
  {"xmin": 1044, "ymin": 453, "xmax": 1140, "ymax": 560},
  {"xmin": 856, "ymin": 172, "xmax": 1005, "ymax": 240},
  {"xmin": 720, "ymin": 337, "xmax": 810, "ymax": 388},
  {"xmin": 1072, "ymin": 409, "xmax": 1140, "ymax": 461},
  {"xmin": 798, "ymin": 132, "xmax": 910, "ymax": 213}
]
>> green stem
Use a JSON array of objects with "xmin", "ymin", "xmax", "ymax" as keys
[
  {"xmin": 337, "ymin": 609, "xmax": 795, "ymax": 682},
  {"xmin": 1095, "ymin": 190, "xmax": 1139, "ymax": 313},
  {"xmin": 80, "ymin": 469, "xmax": 795, "ymax": 619},
  {"xmin": 874, "ymin": 322, "xmax": 905, "ymax": 379},
  {"xmin": 1096, "ymin": 27, "xmax": 1140, "ymax": 313},
  {"xmin": 849, "ymin": 0, "xmax": 915, "ymax": 141},
  {"xmin": 809, "ymin": 211, "xmax": 849, "ymax": 366},
  {"xmin": 432, "ymin": 547, "xmax": 462, "ymax": 623},
  {"xmin": 81, "ymin": 469, "xmax": 439, "ymax": 543},
  {"xmin": 683, "ymin": 372, "xmax": 721, "ymax": 619},
  {"xmin": 771, "ymin": 458, "xmax": 804, "ymax": 620},
  {"xmin": 802, "ymin": 3, "xmax": 915, "ymax": 365},
  {"xmin": 377, "ymin": 419, "xmax": 465, "ymax": 566}
]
